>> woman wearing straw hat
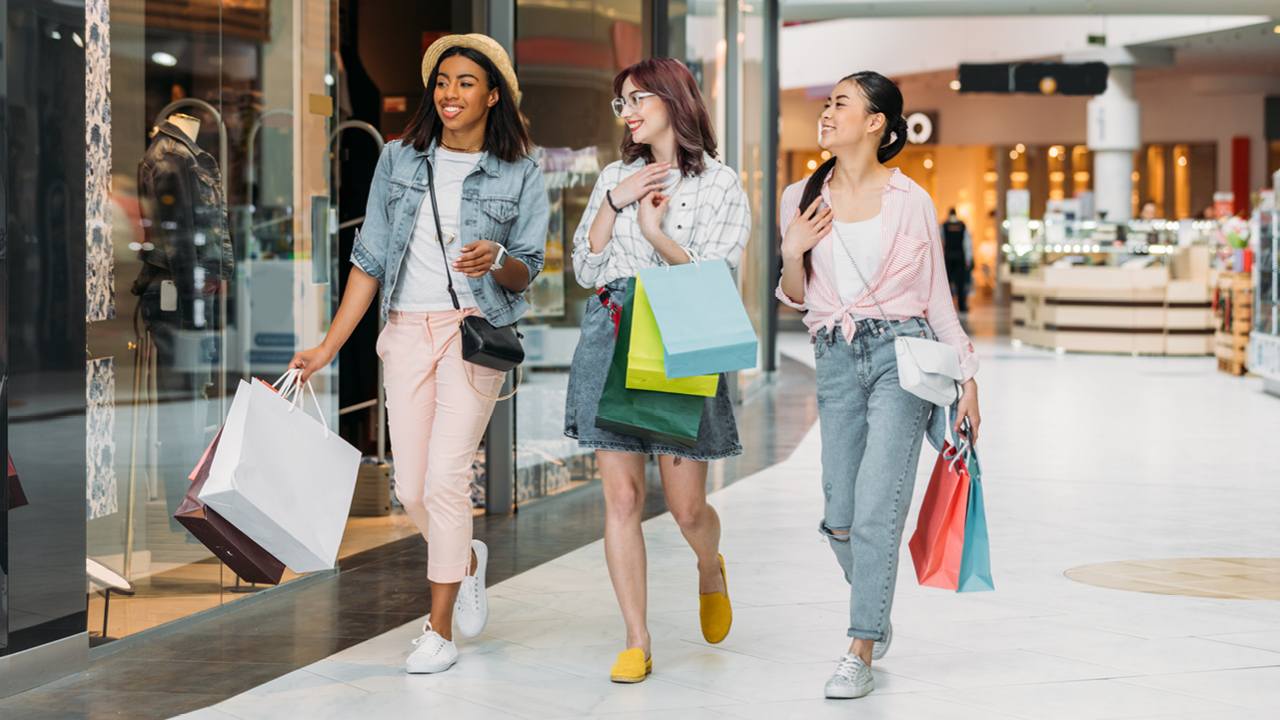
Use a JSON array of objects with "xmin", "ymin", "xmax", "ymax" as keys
[{"xmin": 289, "ymin": 34, "xmax": 548, "ymax": 675}]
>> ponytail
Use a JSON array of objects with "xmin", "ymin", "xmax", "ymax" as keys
[
  {"xmin": 796, "ymin": 157, "xmax": 837, "ymax": 281},
  {"xmin": 879, "ymin": 115, "xmax": 908, "ymax": 163}
]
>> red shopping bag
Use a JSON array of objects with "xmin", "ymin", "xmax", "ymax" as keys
[{"xmin": 908, "ymin": 442, "xmax": 971, "ymax": 590}]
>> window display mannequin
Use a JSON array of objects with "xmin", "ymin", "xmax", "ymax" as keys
[{"xmin": 133, "ymin": 111, "xmax": 232, "ymax": 532}]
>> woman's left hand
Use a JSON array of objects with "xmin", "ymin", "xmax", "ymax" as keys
[
  {"xmin": 955, "ymin": 378, "xmax": 981, "ymax": 446},
  {"xmin": 453, "ymin": 240, "xmax": 500, "ymax": 278},
  {"xmin": 636, "ymin": 192, "xmax": 672, "ymax": 243}
]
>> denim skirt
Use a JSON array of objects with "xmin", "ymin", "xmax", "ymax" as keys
[{"xmin": 563, "ymin": 278, "xmax": 742, "ymax": 461}]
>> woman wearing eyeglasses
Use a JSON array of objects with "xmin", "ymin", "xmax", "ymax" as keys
[{"xmin": 564, "ymin": 58, "xmax": 751, "ymax": 683}]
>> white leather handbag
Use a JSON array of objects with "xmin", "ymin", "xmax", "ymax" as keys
[{"xmin": 833, "ymin": 226, "xmax": 963, "ymax": 406}]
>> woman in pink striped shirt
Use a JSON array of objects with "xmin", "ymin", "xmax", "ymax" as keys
[{"xmin": 776, "ymin": 71, "xmax": 981, "ymax": 700}]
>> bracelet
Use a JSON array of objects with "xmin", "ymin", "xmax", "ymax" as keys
[{"xmin": 605, "ymin": 189, "xmax": 623, "ymax": 214}]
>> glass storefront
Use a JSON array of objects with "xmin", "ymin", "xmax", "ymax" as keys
[{"xmin": 81, "ymin": 0, "xmax": 343, "ymax": 642}]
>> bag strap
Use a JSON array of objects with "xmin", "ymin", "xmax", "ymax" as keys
[
  {"xmin": 463, "ymin": 363, "xmax": 522, "ymax": 402},
  {"xmin": 424, "ymin": 159, "xmax": 463, "ymax": 313}
]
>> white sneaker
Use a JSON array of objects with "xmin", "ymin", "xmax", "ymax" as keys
[
  {"xmin": 872, "ymin": 622, "xmax": 892, "ymax": 661},
  {"xmin": 825, "ymin": 653, "xmax": 875, "ymax": 699},
  {"xmin": 455, "ymin": 539, "xmax": 489, "ymax": 638},
  {"xmin": 407, "ymin": 620, "xmax": 458, "ymax": 674}
]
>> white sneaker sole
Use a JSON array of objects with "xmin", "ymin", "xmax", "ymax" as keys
[
  {"xmin": 407, "ymin": 654, "xmax": 458, "ymax": 674},
  {"xmin": 456, "ymin": 540, "xmax": 489, "ymax": 639},
  {"xmin": 825, "ymin": 683, "xmax": 874, "ymax": 700}
]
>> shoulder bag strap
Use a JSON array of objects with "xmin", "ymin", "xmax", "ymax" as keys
[
  {"xmin": 831, "ymin": 223, "xmax": 899, "ymax": 340},
  {"xmin": 424, "ymin": 159, "xmax": 463, "ymax": 313}
]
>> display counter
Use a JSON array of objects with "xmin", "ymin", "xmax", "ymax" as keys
[
  {"xmin": 1009, "ymin": 247, "xmax": 1214, "ymax": 355},
  {"xmin": 1248, "ymin": 209, "xmax": 1280, "ymax": 397}
]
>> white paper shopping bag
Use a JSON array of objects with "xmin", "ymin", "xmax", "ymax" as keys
[{"xmin": 199, "ymin": 374, "xmax": 360, "ymax": 573}]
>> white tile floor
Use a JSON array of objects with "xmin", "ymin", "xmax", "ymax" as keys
[{"xmin": 177, "ymin": 336, "xmax": 1280, "ymax": 719}]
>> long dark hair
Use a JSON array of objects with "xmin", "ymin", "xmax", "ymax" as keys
[
  {"xmin": 797, "ymin": 71, "xmax": 907, "ymax": 279},
  {"xmin": 614, "ymin": 59, "xmax": 717, "ymax": 177},
  {"xmin": 403, "ymin": 46, "xmax": 533, "ymax": 162}
]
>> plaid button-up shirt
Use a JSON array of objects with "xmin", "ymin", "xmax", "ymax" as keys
[{"xmin": 572, "ymin": 155, "xmax": 751, "ymax": 288}]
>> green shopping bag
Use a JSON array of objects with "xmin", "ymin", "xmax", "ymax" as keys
[
  {"xmin": 957, "ymin": 444, "xmax": 994, "ymax": 593},
  {"xmin": 625, "ymin": 276, "xmax": 718, "ymax": 397},
  {"xmin": 595, "ymin": 278, "xmax": 705, "ymax": 448}
]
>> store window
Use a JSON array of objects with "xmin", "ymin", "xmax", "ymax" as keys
[
  {"xmin": 83, "ymin": 0, "xmax": 340, "ymax": 643},
  {"xmin": 511, "ymin": 0, "xmax": 652, "ymax": 503}
]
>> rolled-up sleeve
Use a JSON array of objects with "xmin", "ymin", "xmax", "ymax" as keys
[
  {"xmin": 774, "ymin": 182, "xmax": 806, "ymax": 310},
  {"xmin": 506, "ymin": 158, "xmax": 549, "ymax": 283},
  {"xmin": 351, "ymin": 146, "xmax": 392, "ymax": 284},
  {"xmin": 571, "ymin": 171, "xmax": 612, "ymax": 288}
]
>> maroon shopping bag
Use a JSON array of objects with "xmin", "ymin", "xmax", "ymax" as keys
[
  {"xmin": 174, "ymin": 429, "xmax": 285, "ymax": 585},
  {"xmin": 8, "ymin": 454, "xmax": 29, "ymax": 509}
]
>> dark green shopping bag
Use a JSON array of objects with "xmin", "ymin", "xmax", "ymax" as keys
[{"xmin": 594, "ymin": 278, "xmax": 705, "ymax": 448}]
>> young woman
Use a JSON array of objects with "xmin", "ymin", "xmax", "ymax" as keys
[
  {"xmin": 565, "ymin": 58, "xmax": 751, "ymax": 683},
  {"xmin": 289, "ymin": 34, "xmax": 547, "ymax": 675},
  {"xmin": 777, "ymin": 71, "xmax": 981, "ymax": 699}
]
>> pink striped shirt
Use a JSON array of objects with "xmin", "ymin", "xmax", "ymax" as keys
[{"xmin": 776, "ymin": 168, "xmax": 979, "ymax": 383}]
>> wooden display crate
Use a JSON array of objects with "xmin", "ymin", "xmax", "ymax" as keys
[{"xmin": 1213, "ymin": 272, "xmax": 1253, "ymax": 376}]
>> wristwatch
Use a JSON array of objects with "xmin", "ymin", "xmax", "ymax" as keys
[{"xmin": 490, "ymin": 244, "xmax": 508, "ymax": 272}]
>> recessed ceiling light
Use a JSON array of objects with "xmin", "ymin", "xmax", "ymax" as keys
[{"xmin": 151, "ymin": 51, "xmax": 178, "ymax": 67}]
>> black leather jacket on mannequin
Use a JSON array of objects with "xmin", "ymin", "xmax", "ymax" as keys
[{"xmin": 134, "ymin": 120, "xmax": 232, "ymax": 327}]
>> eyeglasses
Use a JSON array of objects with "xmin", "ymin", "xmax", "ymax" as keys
[{"xmin": 611, "ymin": 92, "xmax": 656, "ymax": 118}]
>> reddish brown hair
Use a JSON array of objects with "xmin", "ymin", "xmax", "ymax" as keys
[{"xmin": 614, "ymin": 59, "xmax": 717, "ymax": 177}]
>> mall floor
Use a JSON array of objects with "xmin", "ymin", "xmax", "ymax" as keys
[{"xmin": 7, "ymin": 298, "xmax": 1280, "ymax": 719}]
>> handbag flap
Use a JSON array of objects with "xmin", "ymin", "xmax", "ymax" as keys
[{"xmin": 897, "ymin": 336, "xmax": 962, "ymax": 380}]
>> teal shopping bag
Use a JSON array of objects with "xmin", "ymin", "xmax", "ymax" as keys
[
  {"xmin": 637, "ymin": 259, "xmax": 758, "ymax": 379},
  {"xmin": 594, "ymin": 278, "xmax": 705, "ymax": 448},
  {"xmin": 957, "ymin": 445, "xmax": 994, "ymax": 593}
]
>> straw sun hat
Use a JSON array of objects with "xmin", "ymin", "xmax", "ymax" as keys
[{"xmin": 421, "ymin": 34, "xmax": 520, "ymax": 102}]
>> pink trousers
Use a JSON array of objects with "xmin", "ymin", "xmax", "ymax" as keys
[{"xmin": 378, "ymin": 309, "xmax": 505, "ymax": 583}]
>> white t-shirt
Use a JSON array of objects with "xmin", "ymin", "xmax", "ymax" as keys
[
  {"xmin": 831, "ymin": 214, "xmax": 882, "ymax": 308},
  {"xmin": 390, "ymin": 148, "xmax": 482, "ymax": 312}
]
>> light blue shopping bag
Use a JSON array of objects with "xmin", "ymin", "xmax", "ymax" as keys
[
  {"xmin": 957, "ymin": 444, "xmax": 994, "ymax": 593},
  {"xmin": 636, "ymin": 259, "xmax": 758, "ymax": 379}
]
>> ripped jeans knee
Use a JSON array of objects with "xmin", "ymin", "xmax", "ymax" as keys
[{"xmin": 819, "ymin": 520, "xmax": 851, "ymax": 541}]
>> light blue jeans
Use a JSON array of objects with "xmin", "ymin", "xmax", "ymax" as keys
[{"xmin": 814, "ymin": 318, "xmax": 935, "ymax": 641}]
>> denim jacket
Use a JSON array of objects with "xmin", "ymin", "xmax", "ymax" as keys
[{"xmin": 352, "ymin": 139, "xmax": 549, "ymax": 326}]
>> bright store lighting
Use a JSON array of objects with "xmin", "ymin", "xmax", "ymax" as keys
[
  {"xmin": 324, "ymin": 73, "xmax": 335, "ymax": 86},
  {"xmin": 72, "ymin": 32, "xmax": 84, "ymax": 47},
  {"xmin": 1002, "ymin": 244, "xmax": 1012, "ymax": 253},
  {"xmin": 1178, "ymin": 156, "xmax": 1187, "ymax": 166},
  {"xmin": 1011, "ymin": 339, "xmax": 1023, "ymax": 347},
  {"xmin": 1016, "ymin": 144, "xmax": 1026, "ymax": 153},
  {"xmin": 1092, "ymin": 245, "xmax": 1100, "ymax": 252},
  {"xmin": 807, "ymin": 160, "xmax": 818, "ymax": 170},
  {"xmin": 950, "ymin": 80, "xmax": 961, "ymax": 90},
  {"xmin": 924, "ymin": 158, "xmax": 934, "ymax": 169},
  {"xmin": 50, "ymin": 30, "xmax": 62, "ymax": 40},
  {"xmin": 820, "ymin": 151, "xmax": 831, "ymax": 160},
  {"xmin": 1010, "ymin": 150, "xmax": 1019, "ymax": 159},
  {"xmin": 151, "ymin": 52, "xmax": 178, "ymax": 67},
  {"xmin": 1049, "ymin": 147, "xmax": 1059, "ymax": 158},
  {"xmin": 1274, "ymin": 24, "xmax": 1280, "ymax": 33}
]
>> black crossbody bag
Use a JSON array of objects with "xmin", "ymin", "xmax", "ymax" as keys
[{"xmin": 425, "ymin": 159, "xmax": 524, "ymax": 398}]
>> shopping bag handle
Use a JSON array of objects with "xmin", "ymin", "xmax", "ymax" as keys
[{"xmin": 272, "ymin": 370, "xmax": 331, "ymax": 439}]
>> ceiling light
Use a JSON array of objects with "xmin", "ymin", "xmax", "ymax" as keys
[
  {"xmin": 1016, "ymin": 143, "xmax": 1026, "ymax": 153},
  {"xmin": 151, "ymin": 51, "xmax": 178, "ymax": 67},
  {"xmin": 807, "ymin": 159, "xmax": 817, "ymax": 170},
  {"xmin": 950, "ymin": 80, "xmax": 961, "ymax": 90},
  {"xmin": 1010, "ymin": 150, "xmax": 1019, "ymax": 159},
  {"xmin": 1049, "ymin": 147, "xmax": 1059, "ymax": 158},
  {"xmin": 1274, "ymin": 25, "xmax": 1280, "ymax": 34},
  {"xmin": 1178, "ymin": 156, "xmax": 1187, "ymax": 166},
  {"xmin": 72, "ymin": 32, "xmax": 83, "ymax": 48}
]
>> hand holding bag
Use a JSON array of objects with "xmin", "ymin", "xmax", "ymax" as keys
[
  {"xmin": 425, "ymin": 159, "xmax": 523, "ymax": 400},
  {"xmin": 832, "ymin": 225, "xmax": 963, "ymax": 406},
  {"xmin": 908, "ymin": 411, "xmax": 972, "ymax": 590},
  {"xmin": 957, "ymin": 441, "xmax": 994, "ymax": 592}
]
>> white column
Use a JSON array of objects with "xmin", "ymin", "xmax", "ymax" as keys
[{"xmin": 1087, "ymin": 65, "xmax": 1140, "ymax": 222}]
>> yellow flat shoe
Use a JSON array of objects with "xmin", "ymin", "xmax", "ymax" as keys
[
  {"xmin": 699, "ymin": 554, "xmax": 732, "ymax": 644},
  {"xmin": 610, "ymin": 648, "xmax": 652, "ymax": 683}
]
